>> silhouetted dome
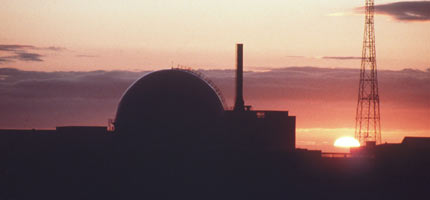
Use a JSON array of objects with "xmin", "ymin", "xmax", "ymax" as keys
[{"xmin": 115, "ymin": 69, "xmax": 224, "ymax": 137}]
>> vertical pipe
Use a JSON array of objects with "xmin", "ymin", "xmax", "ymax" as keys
[{"xmin": 234, "ymin": 43, "xmax": 245, "ymax": 111}]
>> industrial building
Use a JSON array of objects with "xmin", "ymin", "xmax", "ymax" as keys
[
  {"xmin": 224, "ymin": 44, "xmax": 295, "ymax": 152},
  {"xmin": 114, "ymin": 43, "xmax": 296, "ymax": 155}
]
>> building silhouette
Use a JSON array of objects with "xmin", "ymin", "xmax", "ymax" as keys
[
  {"xmin": 114, "ymin": 43, "xmax": 295, "ymax": 155},
  {"xmin": 0, "ymin": 44, "xmax": 429, "ymax": 200}
]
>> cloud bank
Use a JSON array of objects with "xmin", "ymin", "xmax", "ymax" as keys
[{"xmin": 1, "ymin": 67, "xmax": 429, "ymax": 131}]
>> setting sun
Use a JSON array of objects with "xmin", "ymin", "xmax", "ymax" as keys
[{"xmin": 334, "ymin": 137, "xmax": 360, "ymax": 148}]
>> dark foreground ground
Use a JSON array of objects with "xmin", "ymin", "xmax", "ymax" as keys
[{"xmin": 1, "ymin": 131, "xmax": 429, "ymax": 200}]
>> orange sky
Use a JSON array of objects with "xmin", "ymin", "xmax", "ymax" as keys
[
  {"xmin": 1, "ymin": 0, "xmax": 429, "ymax": 152},
  {"xmin": 1, "ymin": 0, "xmax": 429, "ymax": 71}
]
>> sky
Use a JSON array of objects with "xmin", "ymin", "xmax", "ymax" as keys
[
  {"xmin": 1, "ymin": 0, "xmax": 429, "ymax": 152},
  {"xmin": 1, "ymin": 0, "xmax": 429, "ymax": 71}
]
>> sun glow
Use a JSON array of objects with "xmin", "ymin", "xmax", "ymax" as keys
[{"xmin": 334, "ymin": 137, "xmax": 360, "ymax": 148}]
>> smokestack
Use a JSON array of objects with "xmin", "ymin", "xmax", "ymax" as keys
[{"xmin": 234, "ymin": 43, "xmax": 245, "ymax": 111}]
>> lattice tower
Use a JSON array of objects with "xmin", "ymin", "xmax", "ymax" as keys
[{"xmin": 355, "ymin": 0, "xmax": 382, "ymax": 145}]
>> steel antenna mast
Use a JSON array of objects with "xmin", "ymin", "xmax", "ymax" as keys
[{"xmin": 355, "ymin": 0, "xmax": 382, "ymax": 145}]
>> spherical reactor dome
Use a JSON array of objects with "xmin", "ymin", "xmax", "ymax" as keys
[{"xmin": 115, "ymin": 69, "xmax": 225, "ymax": 137}]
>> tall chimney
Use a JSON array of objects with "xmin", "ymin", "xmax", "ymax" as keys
[{"xmin": 234, "ymin": 43, "xmax": 245, "ymax": 111}]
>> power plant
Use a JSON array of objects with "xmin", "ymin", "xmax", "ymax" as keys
[
  {"xmin": 0, "ymin": 0, "xmax": 429, "ymax": 198},
  {"xmin": 114, "ymin": 43, "xmax": 295, "ymax": 155}
]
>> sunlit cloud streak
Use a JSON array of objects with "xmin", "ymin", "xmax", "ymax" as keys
[
  {"xmin": 286, "ymin": 56, "xmax": 361, "ymax": 60},
  {"xmin": 76, "ymin": 54, "xmax": 99, "ymax": 58},
  {"xmin": 322, "ymin": 56, "xmax": 361, "ymax": 60}
]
